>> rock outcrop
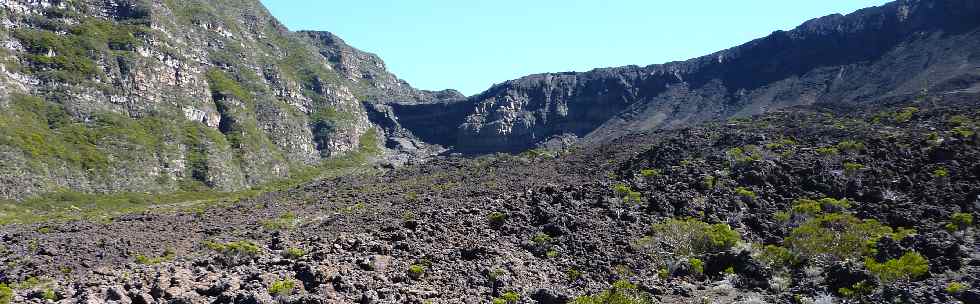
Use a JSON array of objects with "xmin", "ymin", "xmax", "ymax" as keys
[
  {"xmin": 387, "ymin": 0, "xmax": 980, "ymax": 153},
  {"xmin": 0, "ymin": 0, "xmax": 440, "ymax": 199}
]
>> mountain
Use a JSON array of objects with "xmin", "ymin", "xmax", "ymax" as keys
[
  {"xmin": 0, "ymin": 0, "xmax": 451, "ymax": 200},
  {"xmin": 385, "ymin": 0, "xmax": 980, "ymax": 153}
]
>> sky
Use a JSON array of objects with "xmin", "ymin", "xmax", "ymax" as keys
[{"xmin": 260, "ymin": 0, "xmax": 892, "ymax": 96}]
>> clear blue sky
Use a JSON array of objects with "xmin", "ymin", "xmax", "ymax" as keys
[{"xmin": 260, "ymin": 0, "xmax": 892, "ymax": 96}]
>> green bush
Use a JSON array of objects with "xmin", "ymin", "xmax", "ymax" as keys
[
  {"xmin": 0, "ymin": 284, "xmax": 11, "ymax": 304},
  {"xmin": 642, "ymin": 218, "xmax": 741, "ymax": 261},
  {"xmin": 407, "ymin": 264, "xmax": 426, "ymax": 279},
  {"xmin": 839, "ymin": 280, "xmax": 875, "ymax": 299},
  {"xmin": 836, "ymin": 140, "xmax": 866, "ymax": 153},
  {"xmin": 865, "ymin": 252, "xmax": 929, "ymax": 283},
  {"xmin": 135, "ymin": 249, "xmax": 175, "ymax": 265},
  {"xmin": 206, "ymin": 240, "xmax": 260, "ymax": 256},
  {"xmin": 283, "ymin": 248, "xmax": 305, "ymax": 259},
  {"xmin": 933, "ymin": 168, "xmax": 949, "ymax": 178},
  {"xmin": 613, "ymin": 184, "xmax": 642, "ymax": 205},
  {"xmin": 784, "ymin": 213, "xmax": 894, "ymax": 263},
  {"xmin": 689, "ymin": 258, "xmax": 704, "ymax": 274},
  {"xmin": 734, "ymin": 187, "xmax": 757, "ymax": 200},
  {"xmin": 945, "ymin": 213, "xmax": 974, "ymax": 231},
  {"xmin": 268, "ymin": 279, "xmax": 295, "ymax": 297},
  {"xmin": 757, "ymin": 244, "xmax": 794, "ymax": 269},
  {"xmin": 843, "ymin": 162, "xmax": 865, "ymax": 176},
  {"xmin": 640, "ymin": 169, "xmax": 661, "ymax": 178},
  {"xmin": 726, "ymin": 146, "xmax": 763, "ymax": 165},
  {"xmin": 492, "ymin": 291, "xmax": 521, "ymax": 304},
  {"xmin": 571, "ymin": 280, "xmax": 654, "ymax": 304},
  {"xmin": 261, "ymin": 212, "xmax": 299, "ymax": 230},
  {"xmin": 894, "ymin": 107, "xmax": 919, "ymax": 123},
  {"xmin": 946, "ymin": 282, "xmax": 968, "ymax": 294},
  {"xmin": 488, "ymin": 212, "xmax": 508, "ymax": 226}
]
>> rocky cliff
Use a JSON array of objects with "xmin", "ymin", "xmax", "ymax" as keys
[
  {"xmin": 0, "ymin": 0, "xmax": 441, "ymax": 200},
  {"xmin": 387, "ymin": 0, "xmax": 980, "ymax": 153}
]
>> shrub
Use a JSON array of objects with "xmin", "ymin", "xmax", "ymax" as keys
[
  {"xmin": 784, "ymin": 213, "xmax": 894, "ymax": 263},
  {"xmin": 757, "ymin": 244, "xmax": 794, "ymax": 269},
  {"xmin": 531, "ymin": 232, "xmax": 553, "ymax": 245},
  {"xmin": 206, "ymin": 69, "xmax": 253, "ymax": 102},
  {"xmin": 283, "ymin": 248, "xmax": 305, "ymax": 259},
  {"xmin": 135, "ymin": 249, "xmax": 175, "ymax": 265},
  {"xmin": 894, "ymin": 107, "xmax": 919, "ymax": 123},
  {"xmin": 839, "ymin": 280, "xmax": 875, "ymax": 299},
  {"xmin": 42, "ymin": 288, "xmax": 56, "ymax": 301},
  {"xmin": 205, "ymin": 240, "xmax": 261, "ymax": 259},
  {"xmin": 0, "ymin": 284, "xmax": 11, "ymax": 304},
  {"xmin": 726, "ymin": 146, "xmax": 762, "ymax": 165},
  {"xmin": 702, "ymin": 175, "xmax": 718, "ymax": 190},
  {"xmin": 948, "ymin": 115, "xmax": 971, "ymax": 127},
  {"xmin": 613, "ymin": 184, "xmax": 642, "ymax": 205},
  {"xmin": 946, "ymin": 282, "xmax": 968, "ymax": 294},
  {"xmin": 640, "ymin": 169, "xmax": 661, "ymax": 178},
  {"xmin": 407, "ymin": 264, "xmax": 426, "ymax": 279},
  {"xmin": 488, "ymin": 212, "xmax": 508, "ymax": 226},
  {"xmin": 836, "ymin": 140, "xmax": 866, "ymax": 153},
  {"xmin": 493, "ymin": 291, "xmax": 521, "ymax": 304},
  {"xmin": 843, "ymin": 162, "xmax": 865, "ymax": 176},
  {"xmin": 945, "ymin": 213, "xmax": 974, "ymax": 232},
  {"xmin": 641, "ymin": 218, "xmax": 741, "ymax": 262},
  {"xmin": 268, "ymin": 279, "xmax": 295, "ymax": 297},
  {"xmin": 566, "ymin": 268, "xmax": 583, "ymax": 281},
  {"xmin": 571, "ymin": 280, "xmax": 654, "ymax": 304},
  {"xmin": 933, "ymin": 168, "xmax": 949, "ymax": 178},
  {"xmin": 261, "ymin": 212, "xmax": 299, "ymax": 230},
  {"xmin": 816, "ymin": 147, "xmax": 840, "ymax": 156},
  {"xmin": 952, "ymin": 126, "xmax": 975, "ymax": 138},
  {"xmin": 865, "ymin": 252, "xmax": 929, "ymax": 283},
  {"xmin": 789, "ymin": 198, "xmax": 852, "ymax": 218},
  {"xmin": 734, "ymin": 187, "xmax": 757, "ymax": 200},
  {"xmin": 689, "ymin": 258, "xmax": 704, "ymax": 275}
]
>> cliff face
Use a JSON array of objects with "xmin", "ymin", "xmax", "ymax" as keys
[
  {"xmin": 0, "ymin": 0, "xmax": 405, "ymax": 199},
  {"xmin": 387, "ymin": 0, "xmax": 980, "ymax": 153}
]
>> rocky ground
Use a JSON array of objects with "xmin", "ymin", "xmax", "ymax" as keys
[{"xmin": 1, "ymin": 94, "xmax": 979, "ymax": 303}]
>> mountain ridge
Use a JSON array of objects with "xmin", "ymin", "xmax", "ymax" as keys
[{"xmin": 383, "ymin": 0, "xmax": 980, "ymax": 153}]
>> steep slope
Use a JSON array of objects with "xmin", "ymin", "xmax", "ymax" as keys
[
  {"xmin": 0, "ymin": 0, "xmax": 439, "ymax": 200},
  {"xmin": 388, "ymin": 0, "xmax": 980, "ymax": 153}
]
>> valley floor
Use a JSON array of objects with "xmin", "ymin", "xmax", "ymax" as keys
[{"xmin": 1, "ymin": 96, "xmax": 979, "ymax": 304}]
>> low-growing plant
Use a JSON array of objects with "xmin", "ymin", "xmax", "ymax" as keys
[
  {"xmin": 952, "ymin": 126, "xmax": 975, "ymax": 138},
  {"xmin": 135, "ymin": 249, "xmax": 175, "ymax": 265},
  {"xmin": 488, "ymin": 212, "xmax": 508, "ymax": 227},
  {"xmin": 0, "ymin": 284, "xmax": 11, "ymax": 304},
  {"xmin": 945, "ymin": 212, "xmax": 974, "ymax": 232},
  {"xmin": 639, "ymin": 218, "xmax": 742, "ymax": 266},
  {"xmin": 407, "ymin": 264, "xmax": 426, "ymax": 279},
  {"xmin": 933, "ymin": 167, "xmax": 949, "ymax": 179},
  {"xmin": 268, "ymin": 279, "xmax": 295, "ymax": 297},
  {"xmin": 784, "ymin": 213, "xmax": 895, "ymax": 263},
  {"xmin": 204, "ymin": 241, "xmax": 261, "ymax": 257},
  {"xmin": 893, "ymin": 107, "xmax": 919, "ymax": 123},
  {"xmin": 843, "ymin": 162, "xmax": 865, "ymax": 177},
  {"xmin": 689, "ymin": 258, "xmax": 704, "ymax": 275},
  {"xmin": 566, "ymin": 268, "xmax": 583, "ymax": 281},
  {"xmin": 757, "ymin": 244, "xmax": 795, "ymax": 269},
  {"xmin": 493, "ymin": 291, "xmax": 521, "ymax": 304},
  {"xmin": 864, "ymin": 252, "xmax": 929, "ymax": 283},
  {"xmin": 837, "ymin": 140, "xmax": 866, "ymax": 154},
  {"xmin": 571, "ymin": 280, "xmax": 655, "ymax": 304},
  {"xmin": 613, "ymin": 184, "xmax": 643, "ymax": 205},
  {"xmin": 946, "ymin": 282, "xmax": 968, "ymax": 294},
  {"xmin": 734, "ymin": 187, "xmax": 757, "ymax": 200},
  {"xmin": 640, "ymin": 169, "xmax": 661, "ymax": 178},
  {"xmin": 838, "ymin": 280, "xmax": 875, "ymax": 299},
  {"xmin": 261, "ymin": 212, "xmax": 299, "ymax": 230},
  {"xmin": 283, "ymin": 247, "xmax": 305, "ymax": 259}
]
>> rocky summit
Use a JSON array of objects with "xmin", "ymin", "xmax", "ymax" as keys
[{"xmin": 0, "ymin": 0, "xmax": 979, "ymax": 303}]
